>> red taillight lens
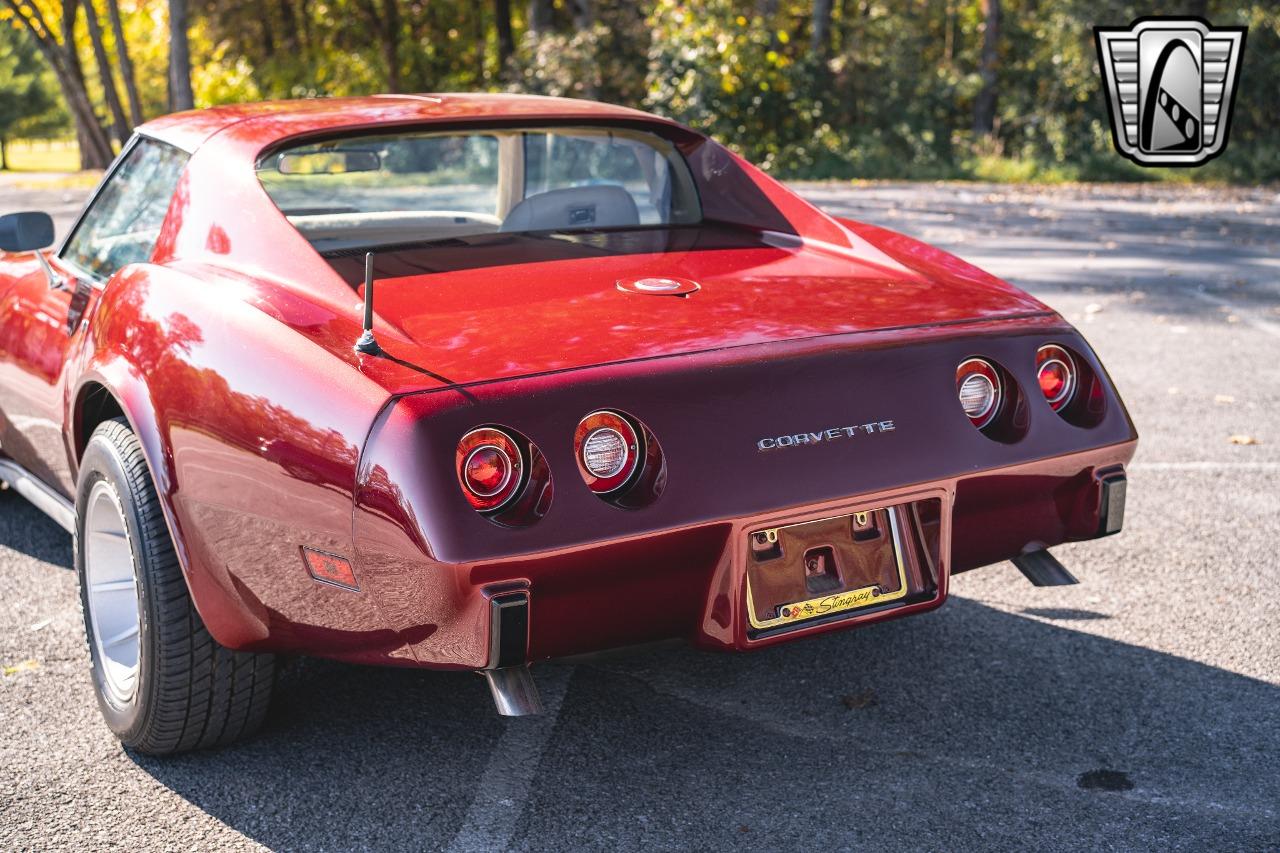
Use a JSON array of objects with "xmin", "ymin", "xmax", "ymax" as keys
[
  {"xmin": 465, "ymin": 446, "xmax": 510, "ymax": 495},
  {"xmin": 956, "ymin": 358, "xmax": 1002, "ymax": 429},
  {"xmin": 456, "ymin": 427, "xmax": 523, "ymax": 511},
  {"xmin": 575, "ymin": 410, "xmax": 642, "ymax": 495},
  {"xmin": 1036, "ymin": 345, "xmax": 1076, "ymax": 411}
]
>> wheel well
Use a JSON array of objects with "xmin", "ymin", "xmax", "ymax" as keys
[{"xmin": 75, "ymin": 383, "xmax": 127, "ymax": 462}]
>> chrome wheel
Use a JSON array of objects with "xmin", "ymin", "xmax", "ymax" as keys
[{"xmin": 84, "ymin": 479, "xmax": 140, "ymax": 706}]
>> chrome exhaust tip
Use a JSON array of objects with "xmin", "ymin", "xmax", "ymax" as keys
[
  {"xmin": 482, "ymin": 666, "xmax": 544, "ymax": 716},
  {"xmin": 1012, "ymin": 547, "xmax": 1079, "ymax": 587},
  {"xmin": 481, "ymin": 589, "xmax": 541, "ymax": 715}
]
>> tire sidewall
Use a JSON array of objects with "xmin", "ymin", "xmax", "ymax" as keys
[{"xmin": 76, "ymin": 426, "xmax": 156, "ymax": 742}]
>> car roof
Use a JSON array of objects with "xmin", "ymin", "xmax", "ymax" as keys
[{"xmin": 137, "ymin": 93, "xmax": 674, "ymax": 153}]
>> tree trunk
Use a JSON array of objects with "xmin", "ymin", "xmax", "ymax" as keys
[
  {"xmin": 382, "ymin": 0, "xmax": 401, "ymax": 93},
  {"xmin": 473, "ymin": 2, "xmax": 486, "ymax": 84},
  {"xmin": 527, "ymin": 0, "xmax": 552, "ymax": 35},
  {"xmin": 104, "ymin": 0, "xmax": 144, "ymax": 125},
  {"xmin": 0, "ymin": 138, "xmax": 7, "ymax": 172},
  {"xmin": 83, "ymin": 0, "xmax": 131, "ymax": 144},
  {"xmin": 943, "ymin": 0, "xmax": 954, "ymax": 65},
  {"xmin": 168, "ymin": 0, "xmax": 195, "ymax": 111},
  {"xmin": 571, "ymin": 0, "xmax": 592, "ymax": 30},
  {"xmin": 973, "ymin": 0, "xmax": 1000, "ymax": 137},
  {"xmin": 811, "ymin": 0, "xmax": 833, "ymax": 57},
  {"xmin": 494, "ymin": 0, "xmax": 515, "ymax": 69}
]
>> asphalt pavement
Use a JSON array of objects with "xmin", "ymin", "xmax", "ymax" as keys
[{"xmin": 1, "ymin": 175, "xmax": 1277, "ymax": 851}]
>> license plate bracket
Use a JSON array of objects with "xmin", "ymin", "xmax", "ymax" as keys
[{"xmin": 745, "ymin": 508, "xmax": 909, "ymax": 630}]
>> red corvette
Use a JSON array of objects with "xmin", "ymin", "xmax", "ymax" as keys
[{"xmin": 0, "ymin": 95, "xmax": 1134, "ymax": 754}]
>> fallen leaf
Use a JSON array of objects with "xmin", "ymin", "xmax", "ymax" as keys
[
  {"xmin": 1084, "ymin": 302, "xmax": 1104, "ymax": 314},
  {"xmin": 842, "ymin": 689, "xmax": 878, "ymax": 710},
  {"xmin": 27, "ymin": 618, "xmax": 52, "ymax": 632},
  {"xmin": 1214, "ymin": 395, "xmax": 1236, "ymax": 405},
  {"xmin": 3, "ymin": 659, "xmax": 39, "ymax": 676},
  {"xmin": 1228, "ymin": 435, "xmax": 1261, "ymax": 446}
]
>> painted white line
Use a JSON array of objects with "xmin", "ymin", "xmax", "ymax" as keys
[
  {"xmin": 445, "ymin": 665, "xmax": 574, "ymax": 853},
  {"xmin": 1130, "ymin": 462, "xmax": 1280, "ymax": 471},
  {"xmin": 1190, "ymin": 289, "xmax": 1280, "ymax": 338}
]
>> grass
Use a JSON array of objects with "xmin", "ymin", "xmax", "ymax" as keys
[
  {"xmin": 3, "ymin": 139, "xmax": 82, "ymax": 172},
  {"xmin": 2, "ymin": 139, "xmax": 103, "ymax": 189}
]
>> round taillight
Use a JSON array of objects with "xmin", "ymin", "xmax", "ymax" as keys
[
  {"xmin": 575, "ymin": 410, "xmax": 642, "ymax": 495},
  {"xmin": 956, "ymin": 358, "xmax": 1002, "ymax": 429},
  {"xmin": 456, "ymin": 427, "xmax": 523, "ymax": 511},
  {"xmin": 1036, "ymin": 345, "xmax": 1076, "ymax": 411}
]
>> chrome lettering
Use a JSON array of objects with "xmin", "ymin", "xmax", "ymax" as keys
[{"xmin": 756, "ymin": 419, "xmax": 898, "ymax": 452}]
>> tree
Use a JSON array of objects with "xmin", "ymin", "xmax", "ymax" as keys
[
  {"xmin": 352, "ymin": 0, "xmax": 403, "ymax": 93},
  {"xmin": 973, "ymin": 0, "xmax": 1000, "ymax": 137},
  {"xmin": 2, "ymin": 0, "xmax": 115, "ymax": 168},
  {"xmin": 0, "ymin": 23, "xmax": 59, "ymax": 169},
  {"xmin": 494, "ymin": 0, "xmax": 515, "ymax": 71},
  {"xmin": 168, "ymin": 0, "xmax": 194, "ymax": 110},
  {"xmin": 104, "ymin": 0, "xmax": 143, "ymax": 125},
  {"xmin": 82, "ymin": 0, "xmax": 131, "ymax": 143},
  {"xmin": 526, "ymin": 0, "xmax": 551, "ymax": 35},
  {"xmin": 811, "ymin": 0, "xmax": 832, "ymax": 57}
]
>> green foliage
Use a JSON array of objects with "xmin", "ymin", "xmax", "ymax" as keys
[
  {"xmin": 1, "ymin": 0, "xmax": 1276, "ymax": 181},
  {"xmin": 645, "ymin": 0, "xmax": 1279, "ymax": 182},
  {"xmin": 0, "ymin": 21, "xmax": 68, "ymax": 148},
  {"xmin": 507, "ymin": 2, "xmax": 649, "ymax": 104}
]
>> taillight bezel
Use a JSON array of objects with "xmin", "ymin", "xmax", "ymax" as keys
[
  {"xmin": 456, "ymin": 427, "xmax": 524, "ymax": 512},
  {"xmin": 1036, "ymin": 344, "xmax": 1077, "ymax": 412},
  {"xmin": 956, "ymin": 357, "xmax": 1003, "ymax": 430},
  {"xmin": 575, "ymin": 410, "xmax": 643, "ymax": 496}
]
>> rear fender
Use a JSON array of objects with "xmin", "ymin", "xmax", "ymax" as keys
[{"xmin": 74, "ymin": 263, "xmax": 392, "ymax": 655}]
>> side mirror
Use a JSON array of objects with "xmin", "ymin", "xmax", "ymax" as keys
[{"xmin": 0, "ymin": 212, "xmax": 55, "ymax": 252}]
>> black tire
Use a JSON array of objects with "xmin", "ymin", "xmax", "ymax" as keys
[{"xmin": 76, "ymin": 418, "xmax": 275, "ymax": 754}]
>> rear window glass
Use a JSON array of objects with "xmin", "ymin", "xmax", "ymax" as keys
[{"xmin": 257, "ymin": 126, "xmax": 703, "ymax": 254}]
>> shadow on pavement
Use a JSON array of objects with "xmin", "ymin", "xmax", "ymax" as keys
[
  {"xmin": 0, "ymin": 489, "xmax": 72, "ymax": 569},
  {"xmin": 130, "ymin": 597, "xmax": 1279, "ymax": 851}
]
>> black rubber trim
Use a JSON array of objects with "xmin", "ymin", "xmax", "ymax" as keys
[
  {"xmin": 490, "ymin": 592, "xmax": 529, "ymax": 669},
  {"xmin": 1099, "ymin": 474, "xmax": 1127, "ymax": 537}
]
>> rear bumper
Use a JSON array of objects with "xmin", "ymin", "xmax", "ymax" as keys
[
  {"xmin": 328, "ymin": 439, "xmax": 1133, "ymax": 668},
  {"xmin": 524, "ymin": 440, "xmax": 1133, "ymax": 660}
]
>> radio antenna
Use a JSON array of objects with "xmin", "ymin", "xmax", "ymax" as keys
[{"xmin": 355, "ymin": 251, "xmax": 381, "ymax": 354}]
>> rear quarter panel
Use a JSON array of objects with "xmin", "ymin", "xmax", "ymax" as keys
[{"xmin": 75, "ymin": 262, "xmax": 396, "ymax": 656}]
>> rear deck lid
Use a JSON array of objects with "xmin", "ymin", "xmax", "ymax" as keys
[{"xmin": 327, "ymin": 222, "xmax": 1051, "ymax": 389}]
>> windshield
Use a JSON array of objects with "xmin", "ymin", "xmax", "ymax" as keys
[{"xmin": 257, "ymin": 126, "xmax": 703, "ymax": 254}]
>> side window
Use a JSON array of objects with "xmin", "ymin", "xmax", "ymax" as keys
[{"xmin": 61, "ymin": 139, "xmax": 188, "ymax": 280}]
